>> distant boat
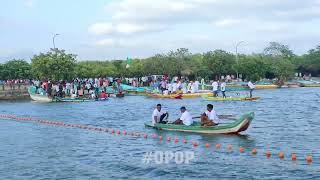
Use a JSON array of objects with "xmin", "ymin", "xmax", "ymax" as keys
[
  {"xmin": 202, "ymin": 95, "xmax": 260, "ymax": 101},
  {"xmin": 28, "ymin": 86, "xmax": 108, "ymax": 103}
]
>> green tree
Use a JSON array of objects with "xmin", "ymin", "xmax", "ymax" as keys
[
  {"xmin": 298, "ymin": 46, "xmax": 320, "ymax": 76},
  {"xmin": 263, "ymin": 42, "xmax": 294, "ymax": 59},
  {"xmin": 203, "ymin": 50, "xmax": 235, "ymax": 79},
  {"xmin": 2, "ymin": 59, "xmax": 32, "ymax": 80},
  {"xmin": 31, "ymin": 49, "xmax": 76, "ymax": 81},
  {"xmin": 236, "ymin": 55, "xmax": 267, "ymax": 81},
  {"xmin": 0, "ymin": 63, "xmax": 4, "ymax": 80}
]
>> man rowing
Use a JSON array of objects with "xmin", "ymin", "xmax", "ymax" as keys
[
  {"xmin": 173, "ymin": 106, "xmax": 193, "ymax": 126},
  {"xmin": 152, "ymin": 104, "xmax": 169, "ymax": 126},
  {"xmin": 247, "ymin": 80, "xmax": 255, "ymax": 98},
  {"xmin": 201, "ymin": 104, "xmax": 219, "ymax": 126}
]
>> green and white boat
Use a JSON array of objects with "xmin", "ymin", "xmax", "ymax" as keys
[
  {"xmin": 28, "ymin": 86, "xmax": 108, "ymax": 102},
  {"xmin": 145, "ymin": 112, "xmax": 254, "ymax": 134}
]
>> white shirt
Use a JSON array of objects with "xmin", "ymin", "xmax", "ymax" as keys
[
  {"xmin": 180, "ymin": 111, "xmax": 193, "ymax": 126},
  {"xmin": 168, "ymin": 83, "xmax": 173, "ymax": 92},
  {"xmin": 85, "ymin": 83, "xmax": 91, "ymax": 89},
  {"xmin": 172, "ymin": 83, "xmax": 177, "ymax": 92},
  {"xmin": 212, "ymin": 81, "xmax": 218, "ymax": 91},
  {"xmin": 194, "ymin": 81, "xmax": 199, "ymax": 87},
  {"xmin": 152, "ymin": 109, "xmax": 167, "ymax": 125},
  {"xmin": 190, "ymin": 83, "xmax": 196, "ymax": 93},
  {"xmin": 220, "ymin": 82, "xmax": 226, "ymax": 91},
  {"xmin": 66, "ymin": 83, "xmax": 71, "ymax": 89},
  {"xmin": 248, "ymin": 81, "xmax": 255, "ymax": 89},
  {"xmin": 206, "ymin": 110, "xmax": 219, "ymax": 124}
]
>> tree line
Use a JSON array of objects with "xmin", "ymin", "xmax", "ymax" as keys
[{"xmin": 1, "ymin": 42, "xmax": 320, "ymax": 82}]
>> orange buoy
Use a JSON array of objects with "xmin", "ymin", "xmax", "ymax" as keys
[
  {"xmin": 291, "ymin": 153, "xmax": 297, "ymax": 161},
  {"xmin": 266, "ymin": 151, "xmax": 272, "ymax": 158},
  {"xmin": 239, "ymin": 146, "xmax": 245, "ymax": 153},
  {"xmin": 183, "ymin": 139, "xmax": 188, "ymax": 144},
  {"xmin": 205, "ymin": 143, "xmax": 210, "ymax": 148},
  {"xmin": 117, "ymin": 130, "xmax": 121, "ymax": 134},
  {"xmin": 174, "ymin": 137, "xmax": 179, "ymax": 143},
  {"xmin": 159, "ymin": 136, "xmax": 163, "ymax": 140},
  {"xmin": 144, "ymin": 134, "xmax": 148, "ymax": 138},
  {"xmin": 167, "ymin": 137, "xmax": 171, "ymax": 141},
  {"xmin": 215, "ymin": 144, "xmax": 221, "ymax": 149},
  {"xmin": 111, "ymin": 129, "xmax": 115, "ymax": 133},
  {"xmin": 251, "ymin": 148, "xmax": 257, "ymax": 155},
  {"xmin": 227, "ymin": 144, "xmax": 233, "ymax": 151},
  {"xmin": 306, "ymin": 155, "xmax": 312, "ymax": 163},
  {"xmin": 123, "ymin": 130, "xmax": 127, "ymax": 135},
  {"xmin": 278, "ymin": 152, "xmax": 285, "ymax": 159}
]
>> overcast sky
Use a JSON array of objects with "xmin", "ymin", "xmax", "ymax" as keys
[{"xmin": 1, "ymin": 0, "xmax": 320, "ymax": 62}]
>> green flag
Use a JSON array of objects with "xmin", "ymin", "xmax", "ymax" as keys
[{"xmin": 126, "ymin": 57, "xmax": 132, "ymax": 68}]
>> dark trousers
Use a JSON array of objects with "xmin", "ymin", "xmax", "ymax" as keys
[
  {"xmin": 213, "ymin": 91, "xmax": 218, "ymax": 97},
  {"xmin": 249, "ymin": 89, "xmax": 254, "ymax": 98},
  {"xmin": 222, "ymin": 91, "xmax": 226, "ymax": 98},
  {"xmin": 159, "ymin": 114, "xmax": 168, "ymax": 124}
]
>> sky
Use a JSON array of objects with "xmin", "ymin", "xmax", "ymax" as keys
[{"xmin": 1, "ymin": 0, "xmax": 320, "ymax": 62}]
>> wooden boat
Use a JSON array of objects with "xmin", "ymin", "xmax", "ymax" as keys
[
  {"xmin": 148, "ymin": 93, "xmax": 182, "ymax": 99},
  {"xmin": 125, "ymin": 90, "xmax": 148, "ymax": 96},
  {"xmin": 255, "ymin": 84, "xmax": 278, "ymax": 89},
  {"xmin": 147, "ymin": 92, "xmax": 211, "ymax": 99},
  {"xmin": 29, "ymin": 93, "xmax": 53, "ymax": 103},
  {"xmin": 145, "ymin": 112, "xmax": 254, "ymax": 134},
  {"xmin": 202, "ymin": 95, "xmax": 260, "ymax": 101},
  {"xmin": 28, "ymin": 86, "xmax": 108, "ymax": 102},
  {"xmin": 181, "ymin": 92, "xmax": 211, "ymax": 98}
]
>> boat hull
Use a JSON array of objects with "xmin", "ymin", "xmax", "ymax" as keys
[
  {"xmin": 148, "ymin": 92, "xmax": 211, "ymax": 99},
  {"xmin": 145, "ymin": 112, "xmax": 254, "ymax": 134},
  {"xmin": 202, "ymin": 95, "xmax": 260, "ymax": 101},
  {"xmin": 29, "ymin": 93, "xmax": 53, "ymax": 102}
]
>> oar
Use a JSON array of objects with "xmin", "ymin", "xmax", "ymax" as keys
[{"xmin": 192, "ymin": 115, "xmax": 236, "ymax": 120}]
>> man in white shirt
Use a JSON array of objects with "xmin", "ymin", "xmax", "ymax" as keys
[
  {"xmin": 174, "ymin": 107, "xmax": 193, "ymax": 126},
  {"xmin": 194, "ymin": 80, "xmax": 200, "ymax": 92},
  {"xmin": 247, "ymin": 81, "xmax": 255, "ymax": 98},
  {"xmin": 212, "ymin": 80, "xmax": 219, "ymax": 97},
  {"xmin": 152, "ymin": 104, "xmax": 169, "ymax": 126},
  {"xmin": 201, "ymin": 104, "xmax": 219, "ymax": 126},
  {"xmin": 172, "ymin": 81, "xmax": 177, "ymax": 93}
]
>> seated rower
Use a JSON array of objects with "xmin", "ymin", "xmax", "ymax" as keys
[
  {"xmin": 100, "ymin": 91, "xmax": 108, "ymax": 99},
  {"xmin": 152, "ymin": 104, "xmax": 169, "ymax": 126},
  {"xmin": 173, "ymin": 106, "xmax": 193, "ymax": 126},
  {"xmin": 201, "ymin": 104, "xmax": 219, "ymax": 126}
]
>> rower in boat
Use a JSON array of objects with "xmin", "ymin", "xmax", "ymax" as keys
[
  {"xmin": 100, "ymin": 91, "xmax": 108, "ymax": 99},
  {"xmin": 173, "ymin": 106, "xmax": 193, "ymax": 126},
  {"xmin": 201, "ymin": 104, "xmax": 219, "ymax": 127},
  {"xmin": 152, "ymin": 104, "xmax": 169, "ymax": 126},
  {"xmin": 220, "ymin": 80, "xmax": 226, "ymax": 98},
  {"xmin": 212, "ymin": 80, "xmax": 219, "ymax": 97},
  {"xmin": 247, "ymin": 80, "xmax": 255, "ymax": 98}
]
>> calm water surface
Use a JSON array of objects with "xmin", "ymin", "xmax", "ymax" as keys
[{"xmin": 0, "ymin": 88, "xmax": 320, "ymax": 179}]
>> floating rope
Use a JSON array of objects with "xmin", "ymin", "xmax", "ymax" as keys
[{"xmin": 0, "ymin": 114, "xmax": 316, "ymax": 165}]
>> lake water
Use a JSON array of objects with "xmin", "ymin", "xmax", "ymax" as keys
[{"xmin": 0, "ymin": 88, "xmax": 320, "ymax": 179}]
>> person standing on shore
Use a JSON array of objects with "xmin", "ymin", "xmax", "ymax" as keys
[
  {"xmin": 248, "ymin": 80, "xmax": 255, "ymax": 98},
  {"xmin": 201, "ymin": 78, "xmax": 205, "ymax": 90},
  {"xmin": 194, "ymin": 80, "xmax": 200, "ymax": 93}
]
